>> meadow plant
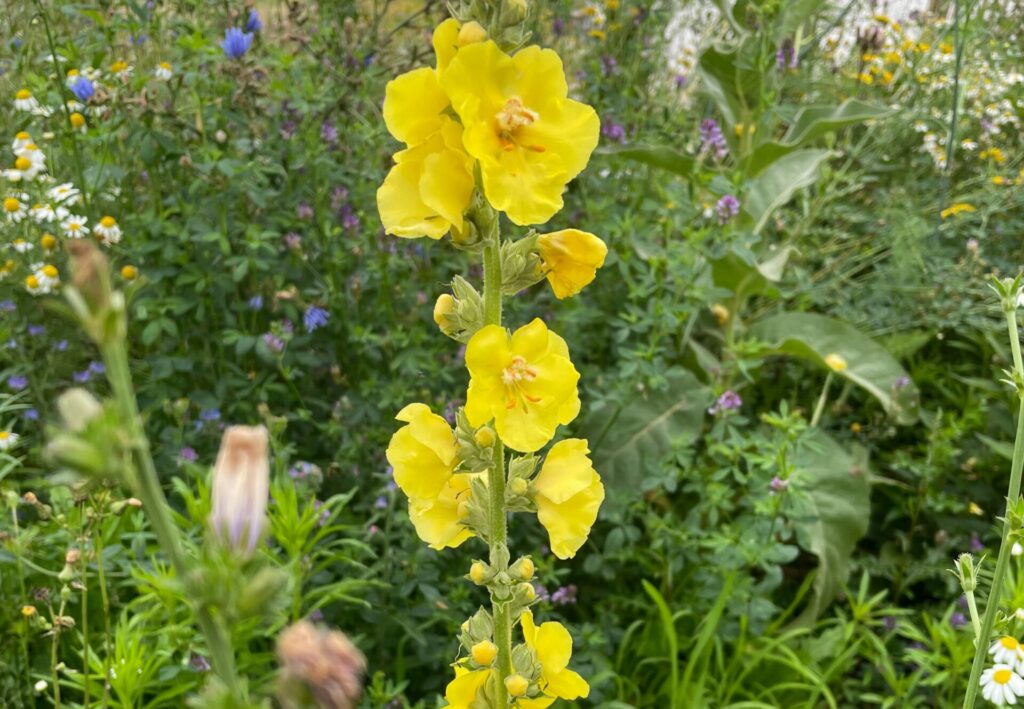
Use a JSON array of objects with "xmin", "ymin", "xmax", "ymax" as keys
[{"xmin": 379, "ymin": 1, "xmax": 607, "ymax": 705}]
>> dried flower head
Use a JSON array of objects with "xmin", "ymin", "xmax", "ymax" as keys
[
  {"xmin": 209, "ymin": 425, "xmax": 270, "ymax": 557},
  {"xmin": 276, "ymin": 620, "xmax": 366, "ymax": 709}
]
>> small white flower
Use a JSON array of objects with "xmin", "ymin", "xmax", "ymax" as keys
[
  {"xmin": 30, "ymin": 104, "xmax": 55, "ymax": 118},
  {"xmin": 981, "ymin": 663, "xmax": 1024, "ymax": 706},
  {"xmin": 0, "ymin": 430, "xmax": 19, "ymax": 451},
  {"xmin": 48, "ymin": 183, "xmax": 81, "ymax": 206},
  {"xmin": 94, "ymin": 216, "xmax": 122, "ymax": 245},
  {"xmin": 61, "ymin": 215, "xmax": 89, "ymax": 239},
  {"xmin": 913, "ymin": 120, "xmax": 929, "ymax": 132},
  {"xmin": 30, "ymin": 203, "xmax": 65, "ymax": 223},
  {"xmin": 110, "ymin": 61, "xmax": 133, "ymax": 80},
  {"xmin": 154, "ymin": 62, "xmax": 173, "ymax": 80},
  {"xmin": 14, "ymin": 89, "xmax": 39, "ymax": 112},
  {"xmin": 3, "ymin": 196, "xmax": 27, "ymax": 222},
  {"xmin": 33, "ymin": 680, "xmax": 47, "ymax": 693},
  {"xmin": 11, "ymin": 239, "xmax": 33, "ymax": 253},
  {"xmin": 961, "ymin": 139, "xmax": 978, "ymax": 151},
  {"xmin": 990, "ymin": 637, "xmax": 1024, "ymax": 667},
  {"xmin": 26, "ymin": 263, "xmax": 60, "ymax": 295},
  {"xmin": 11, "ymin": 132, "xmax": 32, "ymax": 153}
]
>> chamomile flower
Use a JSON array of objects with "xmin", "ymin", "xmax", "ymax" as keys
[
  {"xmin": 94, "ymin": 216, "xmax": 122, "ymax": 245},
  {"xmin": 0, "ymin": 430, "xmax": 19, "ymax": 451},
  {"xmin": 15, "ymin": 143, "xmax": 46, "ymax": 176},
  {"xmin": 11, "ymin": 239, "xmax": 33, "ymax": 253},
  {"xmin": 14, "ymin": 89, "xmax": 39, "ymax": 112},
  {"xmin": 48, "ymin": 183, "xmax": 81, "ymax": 206},
  {"xmin": 11, "ymin": 132, "xmax": 32, "ymax": 153},
  {"xmin": 26, "ymin": 263, "xmax": 59, "ymax": 295},
  {"xmin": 990, "ymin": 637, "xmax": 1024, "ymax": 667},
  {"xmin": 30, "ymin": 203, "xmax": 65, "ymax": 223},
  {"xmin": 109, "ymin": 60, "xmax": 133, "ymax": 80},
  {"xmin": 4, "ymin": 196, "xmax": 27, "ymax": 222},
  {"xmin": 154, "ymin": 62, "xmax": 173, "ymax": 80},
  {"xmin": 981, "ymin": 664, "xmax": 1024, "ymax": 706},
  {"xmin": 61, "ymin": 214, "xmax": 89, "ymax": 239}
]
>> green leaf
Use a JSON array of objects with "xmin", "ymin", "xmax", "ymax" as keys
[
  {"xmin": 597, "ymin": 143, "xmax": 695, "ymax": 178},
  {"xmin": 749, "ymin": 100, "xmax": 893, "ymax": 175},
  {"xmin": 583, "ymin": 368, "xmax": 710, "ymax": 493},
  {"xmin": 743, "ymin": 149, "xmax": 831, "ymax": 234},
  {"xmin": 792, "ymin": 430, "xmax": 872, "ymax": 625},
  {"xmin": 711, "ymin": 245, "xmax": 798, "ymax": 298},
  {"xmin": 696, "ymin": 40, "xmax": 763, "ymax": 127},
  {"xmin": 748, "ymin": 312, "xmax": 919, "ymax": 424}
]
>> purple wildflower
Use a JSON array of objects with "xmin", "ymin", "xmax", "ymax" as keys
[
  {"xmin": 699, "ymin": 118, "xmax": 728, "ymax": 161},
  {"xmin": 716, "ymin": 195, "xmax": 740, "ymax": 224},
  {"xmin": 340, "ymin": 204, "xmax": 360, "ymax": 232},
  {"xmin": 708, "ymin": 390, "xmax": 742, "ymax": 415},
  {"xmin": 280, "ymin": 120, "xmax": 297, "ymax": 140},
  {"xmin": 533, "ymin": 583, "xmax": 551, "ymax": 602},
  {"xmin": 602, "ymin": 119, "xmax": 626, "ymax": 143},
  {"xmin": 179, "ymin": 446, "xmax": 198, "ymax": 462},
  {"xmin": 776, "ymin": 39, "xmax": 798, "ymax": 70},
  {"xmin": 331, "ymin": 186, "xmax": 350, "ymax": 210},
  {"xmin": 894, "ymin": 375, "xmax": 910, "ymax": 389},
  {"xmin": 7, "ymin": 375, "xmax": 27, "ymax": 391},
  {"xmin": 70, "ymin": 76, "xmax": 95, "ymax": 102},
  {"xmin": 970, "ymin": 533, "xmax": 984, "ymax": 552},
  {"xmin": 0, "ymin": 300, "xmax": 15, "ymax": 312},
  {"xmin": 601, "ymin": 55, "xmax": 617, "ymax": 76},
  {"xmin": 73, "ymin": 369, "xmax": 92, "ymax": 384},
  {"xmin": 248, "ymin": 294, "xmax": 263, "ymax": 310},
  {"xmin": 883, "ymin": 616, "xmax": 898, "ymax": 632},
  {"xmin": 263, "ymin": 332, "xmax": 285, "ymax": 353},
  {"xmin": 88, "ymin": 361, "xmax": 105, "ymax": 375},
  {"xmin": 674, "ymin": 73, "xmax": 687, "ymax": 89},
  {"xmin": 296, "ymin": 203, "xmax": 314, "ymax": 220},
  {"xmin": 770, "ymin": 476, "xmax": 790, "ymax": 493},
  {"xmin": 5, "ymin": 339, "xmax": 16, "ymax": 349},
  {"xmin": 321, "ymin": 120, "xmax": 338, "ymax": 146},
  {"xmin": 313, "ymin": 499, "xmax": 330, "ymax": 527},
  {"xmin": 24, "ymin": 408, "xmax": 38, "ymax": 421},
  {"xmin": 551, "ymin": 584, "xmax": 578, "ymax": 605},
  {"xmin": 244, "ymin": 9, "xmax": 263, "ymax": 33},
  {"xmin": 374, "ymin": 496, "xmax": 387, "ymax": 509},
  {"xmin": 552, "ymin": 18, "xmax": 566, "ymax": 36},
  {"xmin": 54, "ymin": 340, "xmax": 68, "ymax": 351},
  {"xmin": 284, "ymin": 232, "xmax": 302, "ymax": 250},
  {"xmin": 200, "ymin": 408, "xmax": 221, "ymax": 422},
  {"xmin": 303, "ymin": 306, "xmax": 329, "ymax": 333},
  {"xmin": 950, "ymin": 612, "xmax": 967, "ymax": 629},
  {"xmin": 189, "ymin": 653, "xmax": 211, "ymax": 672},
  {"xmin": 221, "ymin": 28, "xmax": 254, "ymax": 60},
  {"xmin": 27, "ymin": 324, "xmax": 44, "ymax": 336}
]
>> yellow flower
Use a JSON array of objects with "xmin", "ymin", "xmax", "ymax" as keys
[
  {"xmin": 980, "ymin": 147, "xmax": 1007, "ymax": 164},
  {"xmin": 536, "ymin": 229, "xmax": 607, "ymax": 299},
  {"xmin": 443, "ymin": 666, "xmax": 491, "ymax": 708},
  {"xmin": 40, "ymin": 234, "xmax": 57, "ymax": 250},
  {"xmin": 518, "ymin": 609, "xmax": 589, "ymax": 704},
  {"xmin": 69, "ymin": 112, "xmax": 86, "ymax": 129},
  {"xmin": 857, "ymin": 72, "xmax": 874, "ymax": 85},
  {"xmin": 969, "ymin": 502, "xmax": 983, "ymax": 516},
  {"xmin": 941, "ymin": 202, "xmax": 976, "ymax": 219},
  {"xmin": 532, "ymin": 439, "xmax": 605, "ymax": 559},
  {"xmin": 386, "ymin": 403, "xmax": 458, "ymax": 499},
  {"xmin": 465, "ymin": 319, "xmax": 580, "ymax": 453},
  {"xmin": 589, "ymin": 29, "xmax": 606, "ymax": 40},
  {"xmin": 408, "ymin": 473, "xmax": 477, "ymax": 549},
  {"xmin": 824, "ymin": 353, "xmax": 848, "ymax": 373},
  {"xmin": 442, "ymin": 41, "xmax": 600, "ymax": 226},
  {"xmin": 121, "ymin": 265, "xmax": 138, "ymax": 280}
]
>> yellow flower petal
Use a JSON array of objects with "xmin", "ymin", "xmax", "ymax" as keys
[
  {"xmin": 544, "ymin": 668, "xmax": 590, "ymax": 700},
  {"xmin": 432, "ymin": 18, "xmax": 462, "ymax": 74},
  {"xmin": 537, "ymin": 229, "xmax": 607, "ymax": 298},
  {"xmin": 443, "ymin": 666, "xmax": 491, "ymax": 708},
  {"xmin": 382, "ymin": 67, "xmax": 450, "ymax": 146},
  {"xmin": 408, "ymin": 473, "xmax": 476, "ymax": 549},
  {"xmin": 535, "ymin": 447, "xmax": 604, "ymax": 560},
  {"xmin": 386, "ymin": 403, "xmax": 457, "ymax": 499},
  {"xmin": 533, "ymin": 439, "xmax": 596, "ymax": 504}
]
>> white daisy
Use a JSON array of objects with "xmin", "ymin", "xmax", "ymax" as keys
[
  {"xmin": 11, "ymin": 239, "xmax": 33, "ymax": 253},
  {"xmin": 981, "ymin": 664, "xmax": 1024, "ymax": 706},
  {"xmin": 990, "ymin": 637, "xmax": 1024, "ymax": 667},
  {"xmin": 154, "ymin": 62, "xmax": 173, "ymax": 80},
  {"xmin": 3, "ymin": 196, "xmax": 27, "ymax": 222},
  {"xmin": 26, "ymin": 263, "xmax": 59, "ymax": 295},
  {"xmin": 48, "ymin": 183, "xmax": 81, "ymax": 206},
  {"xmin": 30, "ymin": 203, "xmax": 65, "ymax": 223},
  {"xmin": 109, "ymin": 61, "xmax": 133, "ymax": 80},
  {"xmin": 61, "ymin": 215, "xmax": 89, "ymax": 239},
  {"xmin": 0, "ymin": 431, "xmax": 19, "ymax": 451},
  {"xmin": 65, "ymin": 69, "xmax": 81, "ymax": 88},
  {"xmin": 30, "ymin": 104, "xmax": 54, "ymax": 118},
  {"xmin": 14, "ymin": 89, "xmax": 39, "ymax": 112},
  {"xmin": 11, "ymin": 132, "xmax": 32, "ymax": 152},
  {"xmin": 94, "ymin": 216, "xmax": 122, "ymax": 245}
]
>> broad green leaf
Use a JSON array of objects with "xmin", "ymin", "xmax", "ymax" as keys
[
  {"xmin": 711, "ymin": 245, "xmax": 798, "ymax": 298},
  {"xmin": 775, "ymin": 0, "xmax": 829, "ymax": 40},
  {"xmin": 598, "ymin": 143, "xmax": 695, "ymax": 178},
  {"xmin": 583, "ymin": 368, "xmax": 710, "ymax": 493},
  {"xmin": 749, "ymin": 312, "xmax": 919, "ymax": 424},
  {"xmin": 743, "ymin": 149, "xmax": 831, "ymax": 234},
  {"xmin": 792, "ymin": 430, "xmax": 872, "ymax": 625},
  {"xmin": 697, "ymin": 41, "xmax": 763, "ymax": 127},
  {"xmin": 749, "ymin": 100, "xmax": 892, "ymax": 175}
]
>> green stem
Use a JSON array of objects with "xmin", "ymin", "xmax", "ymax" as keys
[
  {"xmin": 101, "ymin": 341, "xmax": 241, "ymax": 698},
  {"xmin": 810, "ymin": 372, "xmax": 833, "ymax": 428},
  {"xmin": 79, "ymin": 507, "xmax": 89, "ymax": 709},
  {"xmin": 966, "ymin": 590, "xmax": 981, "ymax": 640},
  {"xmin": 94, "ymin": 520, "xmax": 111, "ymax": 709},
  {"xmin": 483, "ymin": 226, "xmax": 511, "ymax": 705},
  {"xmin": 12, "ymin": 507, "xmax": 35, "ymax": 709},
  {"xmin": 964, "ymin": 304, "xmax": 1024, "ymax": 709}
]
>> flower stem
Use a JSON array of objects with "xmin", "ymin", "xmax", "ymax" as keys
[
  {"xmin": 963, "ymin": 302, "xmax": 1024, "ymax": 709},
  {"xmin": 810, "ymin": 372, "xmax": 833, "ymax": 428},
  {"xmin": 483, "ymin": 224, "xmax": 511, "ymax": 705}
]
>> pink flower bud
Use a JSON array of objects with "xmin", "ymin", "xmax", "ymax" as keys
[{"xmin": 209, "ymin": 426, "xmax": 269, "ymax": 557}]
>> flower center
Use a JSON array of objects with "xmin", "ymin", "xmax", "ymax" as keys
[
  {"xmin": 42, "ymin": 265, "xmax": 58, "ymax": 279},
  {"xmin": 69, "ymin": 222, "xmax": 80, "ymax": 231},
  {"xmin": 100, "ymin": 216, "xmax": 116, "ymax": 228},
  {"xmin": 1001, "ymin": 637, "xmax": 1019, "ymax": 650},
  {"xmin": 495, "ymin": 98, "xmax": 545, "ymax": 152},
  {"xmin": 15, "ymin": 157, "xmax": 30, "ymax": 170},
  {"xmin": 16, "ymin": 89, "xmax": 31, "ymax": 100},
  {"xmin": 502, "ymin": 356, "xmax": 541, "ymax": 409},
  {"xmin": 26, "ymin": 275, "xmax": 39, "ymax": 289},
  {"xmin": 4, "ymin": 198, "xmax": 20, "ymax": 212},
  {"xmin": 15, "ymin": 131, "xmax": 30, "ymax": 141},
  {"xmin": 996, "ymin": 668, "xmax": 1014, "ymax": 684}
]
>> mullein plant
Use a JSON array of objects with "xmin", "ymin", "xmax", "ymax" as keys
[
  {"xmin": 960, "ymin": 277, "xmax": 1024, "ymax": 708},
  {"xmin": 377, "ymin": 2, "xmax": 607, "ymax": 706}
]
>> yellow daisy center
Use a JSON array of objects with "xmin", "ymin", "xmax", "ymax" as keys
[
  {"xmin": 159, "ymin": 62, "xmax": 171, "ymax": 70},
  {"xmin": 24, "ymin": 143, "xmax": 38, "ymax": 152},
  {"xmin": 16, "ymin": 89, "xmax": 31, "ymax": 100},
  {"xmin": 15, "ymin": 157, "xmax": 30, "ymax": 170},
  {"xmin": 42, "ymin": 265, "xmax": 58, "ymax": 279},
  {"xmin": 70, "ymin": 112, "xmax": 85, "ymax": 128},
  {"xmin": 4, "ymin": 198, "xmax": 20, "ymax": 212},
  {"xmin": 1001, "ymin": 636, "xmax": 1019, "ymax": 650},
  {"xmin": 996, "ymin": 668, "xmax": 1014, "ymax": 684},
  {"xmin": 502, "ymin": 355, "xmax": 540, "ymax": 409},
  {"xmin": 26, "ymin": 275, "xmax": 39, "ymax": 288},
  {"xmin": 100, "ymin": 216, "xmax": 117, "ymax": 228},
  {"xmin": 15, "ymin": 131, "xmax": 30, "ymax": 141},
  {"xmin": 41, "ymin": 234, "xmax": 56, "ymax": 249},
  {"xmin": 495, "ymin": 97, "xmax": 542, "ymax": 151},
  {"xmin": 0, "ymin": 432, "xmax": 8, "ymax": 440},
  {"xmin": 68, "ymin": 222, "xmax": 80, "ymax": 231},
  {"xmin": 111, "ymin": 61, "xmax": 128, "ymax": 73}
]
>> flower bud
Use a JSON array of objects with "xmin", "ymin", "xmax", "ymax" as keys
[
  {"xmin": 824, "ymin": 352, "xmax": 848, "ymax": 373},
  {"xmin": 471, "ymin": 640, "xmax": 497, "ymax": 666},
  {"xmin": 710, "ymin": 303, "xmax": 730, "ymax": 326},
  {"xmin": 469, "ymin": 561, "xmax": 490, "ymax": 585},
  {"xmin": 508, "ymin": 477, "xmax": 529, "ymax": 496},
  {"xmin": 510, "ymin": 557, "xmax": 535, "ymax": 581},
  {"xmin": 121, "ymin": 265, "xmax": 138, "ymax": 281},
  {"xmin": 276, "ymin": 620, "xmax": 366, "ymax": 709},
  {"xmin": 433, "ymin": 293, "xmax": 457, "ymax": 334},
  {"xmin": 65, "ymin": 549, "xmax": 80, "ymax": 565},
  {"xmin": 457, "ymin": 21, "xmax": 487, "ymax": 46},
  {"xmin": 474, "ymin": 426, "xmax": 495, "ymax": 447},
  {"xmin": 209, "ymin": 425, "xmax": 270, "ymax": 558},
  {"xmin": 954, "ymin": 553, "xmax": 977, "ymax": 592},
  {"xmin": 505, "ymin": 674, "xmax": 529, "ymax": 697},
  {"xmin": 515, "ymin": 582, "xmax": 536, "ymax": 603}
]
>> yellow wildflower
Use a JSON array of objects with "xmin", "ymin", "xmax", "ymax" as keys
[
  {"xmin": 519, "ymin": 609, "xmax": 590, "ymax": 703},
  {"xmin": 980, "ymin": 147, "xmax": 1007, "ymax": 164},
  {"xmin": 940, "ymin": 42, "xmax": 954, "ymax": 55},
  {"xmin": 443, "ymin": 666, "xmax": 491, "ymax": 708},
  {"xmin": 589, "ymin": 29, "xmax": 606, "ymax": 40},
  {"xmin": 992, "ymin": 176, "xmax": 1007, "ymax": 185},
  {"xmin": 465, "ymin": 319, "xmax": 580, "ymax": 453},
  {"xmin": 408, "ymin": 473, "xmax": 477, "ymax": 549},
  {"xmin": 536, "ymin": 229, "xmax": 607, "ymax": 299},
  {"xmin": 70, "ymin": 112, "xmax": 86, "ymax": 129},
  {"xmin": 533, "ymin": 439, "xmax": 605, "ymax": 559},
  {"xmin": 824, "ymin": 353, "xmax": 848, "ymax": 372},
  {"xmin": 386, "ymin": 403, "xmax": 458, "ymax": 499},
  {"xmin": 969, "ymin": 502, "xmax": 983, "ymax": 516},
  {"xmin": 471, "ymin": 640, "xmax": 497, "ymax": 666},
  {"xmin": 121, "ymin": 265, "xmax": 138, "ymax": 280},
  {"xmin": 940, "ymin": 203, "xmax": 976, "ymax": 219},
  {"xmin": 857, "ymin": 72, "xmax": 874, "ymax": 85},
  {"xmin": 442, "ymin": 41, "xmax": 600, "ymax": 225},
  {"xmin": 710, "ymin": 303, "xmax": 730, "ymax": 326}
]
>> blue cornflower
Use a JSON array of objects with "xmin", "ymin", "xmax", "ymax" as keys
[
  {"xmin": 70, "ymin": 76, "xmax": 95, "ymax": 102},
  {"xmin": 0, "ymin": 299, "xmax": 15, "ymax": 312},
  {"xmin": 28, "ymin": 324, "xmax": 44, "ymax": 336},
  {"xmin": 88, "ymin": 361, "xmax": 105, "ymax": 375},
  {"xmin": 200, "ymin": 407, "xmax": 221, "ymax": 422},
  {"xmin": 247, "ymin": 294, "xmax": 263, "ymax": 310},
  {"xmin": 7, "ymin": 375, "xmax": 28, "ymax": 391},
  {"xmin": 54, "ymin": 340, "xmax": 68, "ymax": 351},
  {"xmin": 244, "ymin": 9, "xmax": 263, "ymax": 33},
  {"xmin": 221, "ymin": 28, "xmax": 254, "ymax": 60},
  {"xmin": 303, "ymin": 306, "xmax": 329, "ymax": 333},
  {"xmin": 73, "ymin": 369, "xmax": 92, "ymax": 383},
  {"xmin": 24, "ymin": 408, "xmax": 39, "ymax": 421}
]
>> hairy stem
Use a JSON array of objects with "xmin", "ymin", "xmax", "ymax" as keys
[{"xmin": 963, "ymin": 302, "xmax": 1024, "ymax": 708}]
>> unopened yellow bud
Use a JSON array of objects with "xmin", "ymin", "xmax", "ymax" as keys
[
  {"xmin": 824, "ymin": 353, "xmax": 848, "ymax": 373},
  {"xmin": 514, "ymin": 557, "xmax": 535, "ymax": 580},
  {"xmin": 41, "ymin": 234, "xmax": 57, "ymax": 250},
  {"xmin": 471, "ymin": 640, "xmax": 497, "ymax": 666},
  {"xmin": 69, "ymin": 112, "xmax": 86, "ymax": 129},
  {"xmin": 433, "ymin": 293, "xmax": 456, "ymax": 332},
  {"xmin": 505, "ymin": 674, "xmax": 529, "ymax": 697},
  {"xmin": 474, "ymin": 426, "xmax": 495, "ymax": 447},
  {"xmin": 121, "ymin": 265, "xmax": 138, "ymax": 281},
  {"xmin": 457, "ymin": 21, "xmax": 487, "ymax": 46},
  {"xmin": 21, "ymin": 605, "xmax": 37, "ymax": 618},
  {"xmin": 517, "ymin": 582, "xmax": 536, "ymax": 601},
  {"xmin": 469, "ymin": 561, "xmax": 488, "ymax": 584},
  {"xmin": 710, "ymin": 303, "xmax": 729, "ymax": 326},
  {"xmin": 509, "ymin": 477, "xmax": 528, "ymax": 496}
]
